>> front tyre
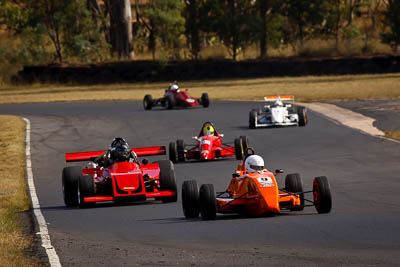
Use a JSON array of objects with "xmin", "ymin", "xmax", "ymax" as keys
[
  {"xmin": 234, "ymin": 138, "xmax": 244, "ymax": 160},
  {"xmin": 313, "ymin": 176, "xmax": 332, "ymax": 214},
  {"xmin": 143, "ymin": 94, "xmax": 153, "ymax": 110},
  {"xmin": 169, "ymin": 142, "xmax": 178, "ymax": 163},
  {"xmin": 285, "ymin": 173, "xmax": 304, "ymax": 211},
  {"xmin": 166, "ymin": 95, "xmax": 175, "ymax": 109},
  {"xmin": 201, "ymin": 93, "xmax": 210, "ymax": 108},
  {"xmin": 249, "ymin": 110, "xmax": 257, "ymax": 129},
  {"xmin": 176, "ymin": 139, "xmax": 186, "ymax": 162},
  {"xmin": 157, "ymin": 160, "xmax": 178, "ymax": 203},
  {"xmin": 182, "ymin": 180, "xmax": 200, "ymax": 218},
  {"xmin": 62, "ymin": 166, "xmax": 81, "ymax": 206},
  {"xmin": 297, "ymin": 106, "xmax": 308, "ymax": 127},
  {"xmin": 199, "ymin": 184, "xmax": 216, "ymax": 220},
  {"xmin": 78, "ymin": 175, "xmax": 95, "ymax": 208}
]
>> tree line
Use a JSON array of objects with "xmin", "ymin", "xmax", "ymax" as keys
[{"xmin": 0, "ymin": 0, "xmax": 399, "ymax": 64}]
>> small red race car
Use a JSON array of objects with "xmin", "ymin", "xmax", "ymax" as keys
[
  {"xmin": 181, "ymin": 151, "xmax": 332, "ymax": 219},
  {"xmin": 143, "ymin": 83, "xmax": 209, "ymax": 110},
  {"xmin": 169, "ymin": 122, "xmax": 249, "ymax": 163},
  {"xmin": 62, "ymin": 146, "xmax": 177, "ymax": 208}
]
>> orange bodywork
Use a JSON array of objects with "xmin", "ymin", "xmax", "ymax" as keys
[{"xmin": 216, "ymin": 163, "xmax": 301, "ymax": 216}]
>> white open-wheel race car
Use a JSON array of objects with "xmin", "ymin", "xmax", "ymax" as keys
[{"xmin": 249, "ymin": 96, "xmax": 308, "ymax": 128}]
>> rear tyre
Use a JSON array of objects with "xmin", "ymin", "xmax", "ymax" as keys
[
  {"xmin": 201, "ymin": 93, "xmax": 210, "ymax": 108},
  {"xmin": 166, "ymin": 95, "xmax": 175, "ymax": 109},
  {"xmin": 313, "ymin": 176, "xmax": 332, "ymax": 214},
  {"xmin": 297, "ymin": 106, "xmax": 308, "ymax": 127},
  {"xmin": 285, "ymin": 173, "xmax": 304, "ymax": 211},
  {"xmin": 143, "ymin": 94, "xmax": 153, "ymax": 110},
  {"xmin": 157, "ymin": 160, "xmax": 178, "ymax": 203},
  {"xmin": 240, "ymin": 136, "xmax": 249, "ymax": 156},
  {"xmin": 199, "ymin": 184, "xmax": 216, "ymax": 220},
  {"xmin": 62, "ymin": 166, "xmax": 81, "ymax": 206},
  {"xmin": 176, "ymin": 139, "xmax": 186, "ymax": 162},
  {"xmin": 169, "ymin": 142, "xmax": 178, "ymax": 163},
  {"xmin": 78, "ymin": 175, "xmax": 95, "ymax": 208},
  {"xmin": 182, "ymin": 180, "xmax": 200, "ymax": 218},
  {"xmin": 234, "ymin": 138, "xmax": 244, "ymax": 160},
  {"xmin": 249, "ymin": 110, "xmax": 257, "ymax": 129}
]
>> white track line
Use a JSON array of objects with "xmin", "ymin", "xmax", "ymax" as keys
[{"xmin": 24, "ymin": 118, "xmax": 62, "ymax": 267}]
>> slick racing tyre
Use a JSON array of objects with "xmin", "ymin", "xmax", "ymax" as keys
[
  {"xmin": 166, "ymin": 95, "xmax": 175, "ymax": 109},
  {"xmin": 285, "ymin": 173, "xmax": 304, "ymax": 211},
  {"xmin": 201, "ymin": 93, "xmax": 210, "ymax": 108},
  {"xmin": 62, "ymin": 166, "xmax": 81, "ymax": 206},
  {"xmin": 297, "ymin": 106, "xmax": 308, "ymax": 127},
  {"xmin": 143, "ymin": 94, "xmax": 153, "ymax": 110},
  {"xmin": 77, "ymin": 175, "xmax": 95, "ymax": 208},
  {"xmin": 157, "ymin": 160, "xmax": 178, "ymax": 203},
  {"xmin": 240, "ymin": 136, "xmax": 249, "ymax": 156},
  {"xmin": 234, "ymin": 138, "xmax": 244, "ymax": 160},
  {"xmin": 169, "ymin": 142, "xmax": 178, "ymax": 163},
  {"xmin": 199, "ymin": 184, "xmax": 216, "ymax": 220},
  {"xmin": 176, "ymin": 139, "xmax": 186, "ymax": 162},
  {"xmin": 313, "ymin": 176, "xmax": 332, "ymax": 214},
  {"xmin": 182, "ymin": 180, "xmax": 200, "ymax": 218},
  {"xmin": 249, "ymin": 110, "xmax": 257, "ymax": 129}
]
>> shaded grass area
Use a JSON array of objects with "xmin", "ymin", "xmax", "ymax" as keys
[
  {"xmin": 1, "ymin": 73, "xmax": 400, "ymax": 104},
  {"xmin": 0, "ymin": 116, "xmax": 39, "ymax": 267}
]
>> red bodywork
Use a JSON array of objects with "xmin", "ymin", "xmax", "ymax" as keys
[
  {"xmin": 65, "ymin": 146, "xmax": 176, "ymax": 204},
  {"xmin": 166, "ymin": 90, "xmax": 199, "ymax": 107},
  {"xmin": 216, "ymin": 163, "xmax": 301, "ymax": 216},
  {"xmin": 186, "ymin": 135, "xmax": 235, "ymax": 161}
]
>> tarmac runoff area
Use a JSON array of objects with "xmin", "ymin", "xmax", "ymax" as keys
[{"xmin": 301, "ymin": 102, "xmax": 386, "ymax": 137}]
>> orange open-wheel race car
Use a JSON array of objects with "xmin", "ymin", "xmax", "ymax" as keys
[{"xmin": 181, "ymin": 151, "xmax": 332, "ymax": 220}]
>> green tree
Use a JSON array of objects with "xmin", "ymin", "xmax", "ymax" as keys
[
  {"xmin": 381, "ymin": 0, "xmax": 400, "ymax": 52},
  {"xmin": 136, "ymin": 0, "xmax": 185, "ymax": 60},
  {"xmin": 207, "ymin": 0, "xmax": 259, "ymax": 60}
]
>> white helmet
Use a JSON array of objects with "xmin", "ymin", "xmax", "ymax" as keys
[
  {"xmin": 170, "ymin": 84, "xmax": 179, "ymax": 91},
  {"xmin": 274, "ymin": 100, "xmax": 283, "ymax": 107},
  {"xmin": 245, "ymin": 155, "xmax": 265, "ymax": 173}
]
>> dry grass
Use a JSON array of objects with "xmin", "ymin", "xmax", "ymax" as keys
[
  {"xmin": 0, "ymin": 73, "xmax": 400, "ymax": 104},
  {"xmin": 0, "ymin": 116, "xmax": 39, "ymax": 266},
  {"xmin": 385, "ymin": 131, "xmax": 400, "ymax": 140}
]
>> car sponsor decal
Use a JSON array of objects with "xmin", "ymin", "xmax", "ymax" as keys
[
  {"xmin": 201, "ymin": 140, "xmax": 211, "ymax": 145},
  {"xmin": 260, "ymin": 184, "xmax": 274, "ymax": 187},
  {"xmin": 257, "ymin": 177, "xmax": 273, "ymax": 185}
]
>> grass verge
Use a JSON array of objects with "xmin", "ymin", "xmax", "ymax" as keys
[
  {"xmin": 384, "ymin": 131, "xmax": 400, "ymax": 141},
  {"xmin": 0, "ymin": 73, "xmax": 400, "ymax": 104},
  {"xmin": 0, "ymin": 116, "xmax": 38, "ymax": 267}
]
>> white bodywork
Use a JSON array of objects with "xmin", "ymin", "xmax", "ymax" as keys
[{"xmin": 253, "ymin": 96, "xmax": 300, "ymax": 128}]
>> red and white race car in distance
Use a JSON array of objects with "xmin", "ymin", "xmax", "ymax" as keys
[
  {"xmin": 143, "ymin": 83, "xmax": 209, "ymax": 110},
  {"xmin": 181, "ymin": 151, "xmax": 332, "ymax": 220},
  {"xmin": 249, "ymin": 95, "xmax": 308, "ymax": 128},
  {"xmin": 169, "ymin": 122, "xmax": 249, "ymax": 163},
  {"xmin": 62, "ymin": 146, "xmax": 177, "ymax": 208}
]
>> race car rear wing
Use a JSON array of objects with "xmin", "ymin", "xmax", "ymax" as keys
[
  {"xmin": 65, "ymin": 146, "xmax": 166, "ymax": 162},
  {"xmin": 264, "ymin": 95, "xmax": 294, "ymax": 102}
]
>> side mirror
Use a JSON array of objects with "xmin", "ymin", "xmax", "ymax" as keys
[
  {"xmin": 219, "ymin": 133, "xmax": 224, "ymax": 137},
  {"xmin": 142, "ymin": 158, "xmax": 149, "ymax": 165},
  {"xmin": 232, "ymin": 173, "xmax": 240, "ymax": 178},
  {"xmin": 275, "ymin": 169, "xmax": 284, "ymax": 175}
]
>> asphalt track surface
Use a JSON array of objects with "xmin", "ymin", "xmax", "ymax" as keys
[{"xmin": 1, "ymin": 101, "xmax": 400, "ymax": 266}]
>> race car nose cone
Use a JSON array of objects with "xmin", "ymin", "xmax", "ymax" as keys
[{"xmin": 200, "ymin": 150, "xmax": 209, "ymax": 160}]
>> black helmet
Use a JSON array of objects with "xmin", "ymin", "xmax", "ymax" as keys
[{"xmin": 109, "ymin": 137, "xmax": 130, "ymax": 162}]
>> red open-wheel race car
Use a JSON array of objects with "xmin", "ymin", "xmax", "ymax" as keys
[
  {"xmin": 181, "ymin": 150, "xmax": 332, "ymax": 219},
  {"xmin": 169, "ymin": 122, "xmax": 249, "ymax": 163},
  {"xmin": 62, "ymin": 146, "xmax": 177, "ymax": 208},
  {"xmin": 143, "ymin": 83, "xmax": 209, "ymax": 110}
]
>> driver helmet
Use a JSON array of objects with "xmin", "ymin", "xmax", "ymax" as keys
[
  {"xmin": 169, "ymin": 84, "xmax": 179, "ymax": 92},
  {"xmin": 245, "ymin": 155, "xmax": 265, "ymax": 173},
  {"xmin": 274, "ymin": 100, "xmax": 283, "ymax": 107},
  {"xmin": 109, "ymin": 137, "xmax": 131, "ymax": 162},
  {"xmin": 203, "ymin": 124, "xmax": 215, "ymax": 136}
]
